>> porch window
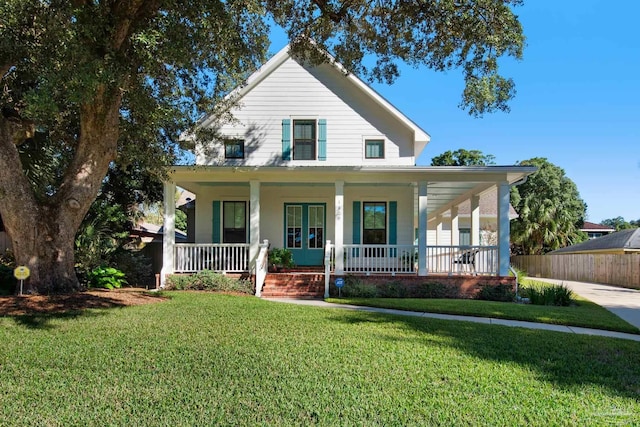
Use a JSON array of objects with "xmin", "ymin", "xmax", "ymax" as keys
[
  {"xmin": 224, "ymin": 139, "xmax": 244, "ymax": 159},
  {"xmin": 365, "ymin": 139, "xmax": 384, "ymax": 159},
  {"xmin": 223, "ymin": 201, "xmax": 246, "ymax": 243},
  {"xmin": 286, "ymin": 205, "xmax": 303, "ymax": 248},
  {"xmin": 363, "ymin": 202, "xmax": 386, "ymax": 244},
  {"xmin": 293, "ymin": 120, "xmax": 316, "ymax": 160}
]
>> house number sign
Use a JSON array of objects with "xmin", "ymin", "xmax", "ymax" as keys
[{"xmin": 335, "ymin": 277, "xmax": 344, "ymax": 298}]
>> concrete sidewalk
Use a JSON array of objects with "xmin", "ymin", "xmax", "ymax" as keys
[
  {"xmin": 532, "ymin": 277, "xmax": 640, "ymax": 330},
  {"xmin": 267, "ymin": 298, "xmax": 640, "ymax": 342}
]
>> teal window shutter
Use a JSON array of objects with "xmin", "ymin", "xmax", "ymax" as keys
[
  {"xmin": 318, "ymin": 119, "xmax": 327, "ymax": 161},
  {"xmin": 212, "ymin": 201, "xmax": 221, "ymax": 243},
  {"xmin": 389, "ymin": 201, "xmax": 397, "ymax": 257},
  {"xmin": 282, "ymin": 119, "xmax": 291, "ymax": 161},
  {"xmin": 352, "ymin": 201, "xmax": 361, "ymax": 257}
]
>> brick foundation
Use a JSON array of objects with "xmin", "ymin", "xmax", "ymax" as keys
[{"xmin": 329, "ymin": 274, "xmax": 516, "ymax": 299}]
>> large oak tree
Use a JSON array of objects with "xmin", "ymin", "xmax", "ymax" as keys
[{"xmin": 0, "ymin": 0, "xmax": 525, "ymax": 293}]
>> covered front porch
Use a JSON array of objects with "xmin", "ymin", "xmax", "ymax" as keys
[{"xmin": 161, "ymin": 165, "xmax": 535, "ymax": 295}]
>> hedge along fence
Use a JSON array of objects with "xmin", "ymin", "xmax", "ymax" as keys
[{"xmin": 511, "ymin": 254, "xmax": 640, "ymax": 290}]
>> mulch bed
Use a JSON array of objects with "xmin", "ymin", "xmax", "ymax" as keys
[{"xmin": 0, "ymin": 288, "xmax": 167, "ymax": 316}]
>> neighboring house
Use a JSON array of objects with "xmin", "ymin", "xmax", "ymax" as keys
[
  {"xmin": 580, "ymin": 221, "xmax": 615, "ymax": 239},
  {"xmin": 0, "ymin": 213, "xmax": 11, "ymax": 253},
  {"xmin": 130, "ymin": 222, "xmax": 188, "ymax": 278},
  {"xmin": 162, "ymin": 45, "xmax": 535, "ymax": 289},
  {"xmin": 550, "ymin": 228, "xmax": 640, "ymax": 255}
]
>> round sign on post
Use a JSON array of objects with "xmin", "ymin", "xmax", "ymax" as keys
[
  {"xmin": 14, "ymin": 266, "xmax": 30, "ymax": 296},
  {"xmin": 335, "ymin": 277, "xmax": 345, "ymax": 298}
]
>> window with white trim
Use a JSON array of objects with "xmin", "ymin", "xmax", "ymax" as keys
[
  {"xmin": 293, "ymin": 120, "xmax": 316, "ymax": 160},
  {"xmin": 223, "ymin": 201, "xmax": 246, "ymax": 243},
  {"xmin": 224, "ymin": 139, "xmax": 244, "ymax": 159},
  {"xmin": 364, "ymin": 139, "xmax": 385, "ymax": 159}
]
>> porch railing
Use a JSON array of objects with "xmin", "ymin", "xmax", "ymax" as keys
[
  {"xmin": 426, "ymin": 245, "xmax": 498, "ymax": 275},
  {"xmin": 174, "ymin": 243, "xmax": 250, "ymax": 273},
  {"xmin": 334, "ymin": 244, "xmax": 498, "ymax": 275},
  {"xmin": 342, "ymin": 244, "xmax": 419, "ymax": 274},
  {"xmin": 173, "ymin": 243, "xmax": 498, "ymax": 276}
]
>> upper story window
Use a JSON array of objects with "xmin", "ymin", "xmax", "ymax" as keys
[
  {"xmin": 365, "ymin": 139, "xmax": 385, "ymax": 159},
  {"xmin": 224, "ymin": 139, "xmax": 245, "ymax": 159},
  {"xmin": 293, "ymin": 120, "xmax": 316, "ymax": 160}
]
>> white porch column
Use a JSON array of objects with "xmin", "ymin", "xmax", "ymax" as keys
[
  {"xmin": 471, "ymin": 195, "xmax": 480, "ymax": 246},
  {"xmin": 450, "ymin": 206, "xmax": 459, "ymax": 246},
  {"xmin": 161, "ymin": 181, "xmax": 176, "ymax": 287},
  {"xmin": 250, "ymin": 180, "xmax": 261, "ymax": 265},
  {"xmin": 435, "ymin": 215, "xmax": 444, "ymax": 245},
  {"xmin": 418, "ymin": 181, "xmax": 428, "ymax": 276},
  {"xmin": 497, "ymin": 182, "xmax": 511, "ymax": 276},
  {"xmin": 334, "ymin": 181, "xmax": 344, "ymax": 275}
]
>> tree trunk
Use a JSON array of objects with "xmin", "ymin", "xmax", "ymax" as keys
[{"xmin": 0, "ymin": 85, "xmax": 122, "ymax": 294}]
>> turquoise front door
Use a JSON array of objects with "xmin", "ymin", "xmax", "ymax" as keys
[{"xmin": 284, "ymin": 203, "xmax": 326, "ymax": 266}]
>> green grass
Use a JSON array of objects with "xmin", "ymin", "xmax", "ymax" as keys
[
  {"xmin": 326, "ymin": 296, "xmax": 639, "ymax": 334},
  {"xmin": 1, "ymin": 292, "xmax": 640, "ymax": 425}
]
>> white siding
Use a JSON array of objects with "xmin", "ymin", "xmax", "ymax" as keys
[
  {"xmin": 198, "ymin": 57, "xmax": 415, "ymax": 167},
  {"xmin": 344, "ymin": 185, "xmax": 414, "ymax": 245}
]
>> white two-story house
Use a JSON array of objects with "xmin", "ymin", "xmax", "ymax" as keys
[{"xmin": 161, "ymin": 45, "xmax": 535, "ymax": 295}]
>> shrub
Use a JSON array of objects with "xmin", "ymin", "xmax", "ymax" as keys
[
  {"xmin": 524, "ymin": 284, "xmax": 573, "ymax": 306},
  {"xmin": 413, "ymin": 282, "xmax": 462, "ymax": 299},
  {"xmin": 268, "ymin": 247, "xmax": 295, "ymax": 270},
  {"xmin": 477, "ymin": 284, "xmax": 515, "ymax": 302},
  {"xmin": 87, "ymin": 266, "xmax": 128, "ymax": 290},
  {"xmin": 0, "ymin": 264, "xmax": 16, "ymax": 295},
  {"xmin": 112, "ymin": 250, "xmax": 154, "ymax": 288},
  {"xmin": 338, "ymin": 275, "xmax": 377, "ymax": 298},
  {"xmin": 0, "ymin": 251, "xmax": 17, "ymax": 295},
  {"xmin": 165, "ymin": 270, "xmax": 253, "ymax": 294},
  {"xmin": 378, "ymin": 280, "xmax": 407, "ymax": 298}
]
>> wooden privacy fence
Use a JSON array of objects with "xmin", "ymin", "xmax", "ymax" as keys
[{"xmin": 511, "ymin": 254, "xmax": 640, "ymax": 289}]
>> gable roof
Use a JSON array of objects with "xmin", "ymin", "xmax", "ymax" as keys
[
  {"xmin": 580, "ymin": 221, "xmax": 615, "ymax": 232},
  {"xmin": 199, "ymin": 44, "xmax": 430, "ymax": 154},
  {"xmin": 551, "ymin": 228, "xmax": 640, "ymax": 254}
]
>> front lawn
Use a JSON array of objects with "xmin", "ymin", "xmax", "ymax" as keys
[
  {"xmin": 326, "ymin": 297, "xmax": 639, "ymax": 334},
  {"xmin": 1, "ymin": 292, "xmax": 639, "ymax": 425}
]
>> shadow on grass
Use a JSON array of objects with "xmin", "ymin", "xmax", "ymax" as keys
[
  {"xmin": 12, "ymin": 309, "xmax": 110, "ymax": 330},
  {"xmin": 1, "ymin": 290, "xmax": 168, "ymax": 330},
  {"xmin": 326, "ymin": 309, "xmax": 640, "ymax": 402}
]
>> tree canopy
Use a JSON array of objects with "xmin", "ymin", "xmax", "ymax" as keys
[
  {"xmin": 430, "ymin": 149, "xmax": 496, "ymax": 166},
  {"xmin": 510, "ymin": 158, "xmax": 587, "ymax": 255},
  {"xmin": 0, "ymin": 0, "xmax": 525, "ymax": 293},
  {"xmin": 600, "ymin": 217, "xmax": 639, "ymax": 231}
]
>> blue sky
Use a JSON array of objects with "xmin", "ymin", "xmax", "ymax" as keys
[{"xmin": 268, "ymin": 1, "xmax": 639, "ymax": 223}]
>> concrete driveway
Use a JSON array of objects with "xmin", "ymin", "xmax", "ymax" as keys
[{"xmin": 532, "ymin": 278, "xmax": 640, "ymax": 330}]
